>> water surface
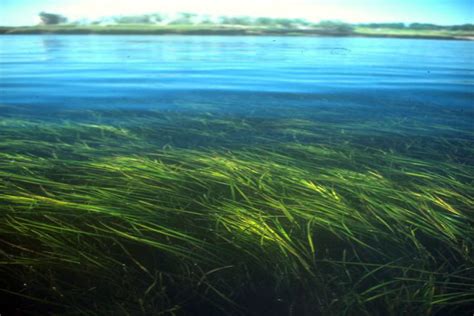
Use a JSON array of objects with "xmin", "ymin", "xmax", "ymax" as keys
[{"xmin": 1, "ymin": 35, "xmax": 473, "ymax": 113}]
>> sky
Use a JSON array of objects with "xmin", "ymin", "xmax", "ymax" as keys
[{"xmin": 0, "ymin": 0, "xmax": 473, "ymax": 26}]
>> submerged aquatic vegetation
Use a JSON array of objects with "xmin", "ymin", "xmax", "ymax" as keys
[{"xmin": 0, "ymin": 105, "xmax": 473, "ymax": 315}]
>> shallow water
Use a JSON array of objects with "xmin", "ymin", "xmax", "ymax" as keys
[
  {"xmin": 1, "ymin": 35, "xmax": 473, "ymax": 112},
  {"xmin": 1, "ymin": 35, "xmax": 473, "ymax": 315}
]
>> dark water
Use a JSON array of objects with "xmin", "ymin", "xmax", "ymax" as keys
[{"xmin": 1, "ymin": 35, "xmax": 473, "ymax": 113}]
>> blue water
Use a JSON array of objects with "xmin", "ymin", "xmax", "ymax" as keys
[
  {"xmin": 1, "ymin": 35, "xmax": 474, "ymax": 315},
  {"xmin": 1, "ymin": 35, "xmax": 473, "ymax": 112}
]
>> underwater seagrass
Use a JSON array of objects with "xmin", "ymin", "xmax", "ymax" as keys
[{"xmin": 0, "ymin": 104, "xmax": 473, "ymax": 315}]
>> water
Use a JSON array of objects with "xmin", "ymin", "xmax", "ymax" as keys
[
  {"xmin": 1, "ymin": 35, "xmax": 473, "ymax": 111},
  {"xmin": 1, "ymin": 35, "xmax": 473, "ymax": 315}
]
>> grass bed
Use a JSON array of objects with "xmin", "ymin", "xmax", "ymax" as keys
[{"xmin": 0, "ymin": 105, "xmax": 473, "ymax": 315}]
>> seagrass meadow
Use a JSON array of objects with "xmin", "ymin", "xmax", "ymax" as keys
[{"xmin": 0, "ymin": 102, "xmax": 473, "ymax": 315}]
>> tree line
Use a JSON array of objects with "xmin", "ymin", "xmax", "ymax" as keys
[
  {"xmin": 37, "ymin": 11, "xmax": 474, "ymax": 32},
  {"xmin": 359, "ymin": 22, "xmax": 474, "ymax": 31}
]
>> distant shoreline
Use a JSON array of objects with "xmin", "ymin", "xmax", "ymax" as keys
[{"xmin": 0, "ymin": 25, "xmax": 473, "ymax": 41}]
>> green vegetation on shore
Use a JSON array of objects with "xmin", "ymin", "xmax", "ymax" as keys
[
  {"xmin": 355, "ymin": 26, "xmax": 474, "ymax": 40},
  {"xmin": 1, "ymin": 24, "xmax": 472, "ymax": 40},
  {"xmin": 1, "ymin": 103, "xmax": 473, "ymax": 315},
  {"xmin": 1, "ymin": 11, "xmax": 473, "ymax": 40}
]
